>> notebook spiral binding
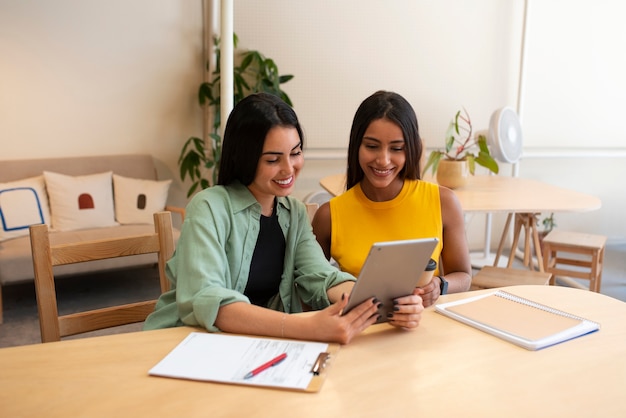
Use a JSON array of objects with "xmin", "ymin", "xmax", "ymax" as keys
[{"xmin": 496, "ymin": 290, "xmax": 600, "ymax": 325}]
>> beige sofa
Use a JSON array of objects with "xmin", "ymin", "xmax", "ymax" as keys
[{"xmin": 0, "ymin": 154, "xmax": 184, "ymax": 322}]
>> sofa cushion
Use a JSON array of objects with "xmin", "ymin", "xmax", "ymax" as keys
[
  {"xmin": 44, "ymin": 171, "xmax": 118, "ymax": 231},
  {"xmin": 0, "ymin": 154, "xmax": 184, "ymax": 292},
  {"xmin": 0, "ymin": 224, "xmax": 181, "ymax": 285},
  {"xmin": 113, "ymin": 174, "xmax": 172, "ymax": 224},
  {"xmin": 0, "ymin": 176, "xmax": 51, "ymax": 242}
]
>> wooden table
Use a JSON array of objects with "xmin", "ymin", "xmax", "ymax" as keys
[
  {"xmin": 1, "ymin": 285, "xmax": 624, "ymax": 417},
  {"xmin": 319, "ymin": 174, "xmax": 602, "ymax": 271},
  {"xmin": 320, "ymin": 174, "xmax": 601, "ymax": 213}
]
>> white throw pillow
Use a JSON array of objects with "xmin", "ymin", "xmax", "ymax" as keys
[
  {"xmin": 44, "ymin": 171, "xmax": 118, "ymax": 231},
  {"xmin": 0, "ymin": 176, "xmax": 51, "ymax": 242},
  {"xmin": 113, "ymin": 174, "xmax": 171, "ymax": 224}
]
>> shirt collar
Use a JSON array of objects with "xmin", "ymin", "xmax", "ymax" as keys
[{"xmin": 228, "ymin": 180, "xmax": 293, "ymax": 214}]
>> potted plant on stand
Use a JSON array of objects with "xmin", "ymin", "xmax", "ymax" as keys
[
  {"xmin": 423, "ymin": 108, "xmax": 499, "ymax": 189},
  {"xmin": 178, "ymin": 35, "xmax": 294, "ymax": 197}
]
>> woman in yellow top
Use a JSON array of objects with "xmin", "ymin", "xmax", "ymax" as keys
[{"xmin": 312, "ymin": 91, "xmax": 472, "ymax": 307}]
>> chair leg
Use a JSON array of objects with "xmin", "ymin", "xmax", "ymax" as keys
[
  {"xmin": 590, "ymin": 248, "xmax": 604, "ymax": 292},
  {"xmin": 596, "ymin": 247, "xmax": 605, "ymax": 292},
  {"xmin": 543, "ymin": 243, "xmax": 557, "ymax": 285}
]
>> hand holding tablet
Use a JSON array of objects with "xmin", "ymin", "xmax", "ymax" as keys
[{"xmin": 342, "ymin": 238, "xmax": 439, "ymax": 323}]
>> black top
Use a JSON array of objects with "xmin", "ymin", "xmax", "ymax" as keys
[{"xmin": 245, "ymin": 206, "xmax": 286, "ymax": 306}]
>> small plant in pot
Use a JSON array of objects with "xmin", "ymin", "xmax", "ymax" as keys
[
  {"xmin": 538, "ymin": 212, "xmax": 557, "ymax": 241},
  {"xmin": 423, "ymin": 108, "xmax": 499, "ymax": 188}
]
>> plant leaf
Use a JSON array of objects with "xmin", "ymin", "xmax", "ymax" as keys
[
  {"xmin": 239, "ymin": 52, "xmax": 254, "ymax": 71},
  {"xmin": 466, "ymin": 155, "xmax": 476, "ymax": 175},
  {"xmin": 475, "ymin": 152, "xmax": 499, "ymax": 174},
  {"xmin": 423, "ymin": 151, "xmax": 443, "ymax": 175},
  {"xmin": 444, "ymin": 134, "xmax": 455, "ymax": 154},
  {"xmin": 453, "ymin": 110, "xmax": 461, "ymax": 135},
  {"xmin": 477, "ymin": 135, "xmax": 490, "ymax": 153}
]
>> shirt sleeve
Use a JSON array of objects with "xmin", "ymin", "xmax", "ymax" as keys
[{"xmin": 164, "ymin": 192, "xmax": 250, "ymax": 332}]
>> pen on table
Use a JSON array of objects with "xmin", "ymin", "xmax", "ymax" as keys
[{"xmin": 243, "ymin": 352, "xmax": 288, "ymax": 379}]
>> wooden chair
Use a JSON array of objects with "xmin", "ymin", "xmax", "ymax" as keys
[
  {"xmin": 29, "ymin": 211, "xmax": 175, "ymax": 343},
  {"xmin": 542, "ymin": 230, "xmax": 607, "ymax": 292},
  {"xmin": 305, "ymin": 203, "xmax": 319, "ymax": 222}
]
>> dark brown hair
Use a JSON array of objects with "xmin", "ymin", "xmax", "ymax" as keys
[{"xmin": 346, "ymin": 91, "xmax": 422, "ymax": 189}]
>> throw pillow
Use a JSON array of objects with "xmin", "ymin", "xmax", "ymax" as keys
[
  {"xmin": 44, "ymin": 171, "xmax": 118, "ymax": 231},
  {"xmin": 113, "ymin": 174, "xmax": 172, "ymax": 224},
  {"xmin": 0, "ymin": 176, "xmax": 51, "ymax": 242}
]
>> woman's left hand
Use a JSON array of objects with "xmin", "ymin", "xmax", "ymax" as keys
[
  {"xmin": 414, "ymin": 278, "xmax": 440, "ymax": 308},
  {"xmin": 386, "ymin": 294, "xmax": 424, "ymax": 330}
]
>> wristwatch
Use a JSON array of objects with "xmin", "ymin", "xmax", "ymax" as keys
[{"xmin": 439, "ymin": 276, "xmax": 449, "ymax": 295}]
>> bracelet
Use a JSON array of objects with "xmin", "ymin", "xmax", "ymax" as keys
[{"xmin": 281, "ymin": 314, "xmax": 286, "ymax": 338}]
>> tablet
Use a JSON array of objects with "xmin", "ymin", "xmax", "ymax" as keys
[{"xmin": 343, "ymin": 237, "xmax": 439, "ymax": 323}]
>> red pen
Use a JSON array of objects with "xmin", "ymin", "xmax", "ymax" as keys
[{"xmin": 243, "ymin": 352, "xmax": 287, "ymax": 379}]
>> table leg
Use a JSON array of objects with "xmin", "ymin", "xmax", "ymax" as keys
[
  {"xmin": 506, "ymin": 215, "xmax": 524, "ymax": 268},
  {"xmin": 530, "ymin": 215, "xmax": 545, "ymax": 272},
  {"xmin": 522, "ymin": 215, "xmax": 532, "ymax": 268},
  {"xmin": 506, "ymin": 213, "xmax": 545, "ymax": 273},
  {"xmin": 493, "ymin": 213, "xmax": 513, "ymax": 267}
]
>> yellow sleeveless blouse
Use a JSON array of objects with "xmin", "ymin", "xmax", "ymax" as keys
[{"xmin": 330, "ymin": 179, "xmax": 443, "ymax": 277}]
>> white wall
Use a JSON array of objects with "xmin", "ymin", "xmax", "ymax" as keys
[
  {"xmin": 2, "ymin": 0, "xmax": 625, "ymax": 249},
  {"xmin": 234, "ymin": 0, "xmax": 626, "ymax": 248},
  {"xmin": 521, "ymin": 0, "xmax": 626, "ymax": 148},
  {"xmin": 234, "ymin": 0, "xmax": 524, "ymax": 151},
  {"xmin": 0, "ymin": 0, "xmax": 203, "ymax": 206}
]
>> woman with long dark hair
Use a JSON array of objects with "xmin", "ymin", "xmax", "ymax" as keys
[{"xmin": 145, "ymin": 93, "xmax": 424, "ymax": 343}]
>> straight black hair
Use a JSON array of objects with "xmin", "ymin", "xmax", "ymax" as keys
[{"xmin": 218, "ymin": 93, "xmax": 304, "ymax": 186}]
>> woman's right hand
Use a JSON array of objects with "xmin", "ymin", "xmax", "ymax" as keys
[{"xmin": 308, "ymin": 294, "xmax": 381, "ymax": 344}]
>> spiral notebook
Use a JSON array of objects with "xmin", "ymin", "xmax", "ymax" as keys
[{"xmin": 435, "ymin": 290, "xmax": 600, "ymax": 350}]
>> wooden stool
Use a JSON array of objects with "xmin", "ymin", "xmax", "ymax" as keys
[
  {"xmin": 471, "ymin": 266, "xmax": 552, "ymax": 290},
  {"xmin": 542, "ymin": 230, "xmax": 607, "ymax": 292}
]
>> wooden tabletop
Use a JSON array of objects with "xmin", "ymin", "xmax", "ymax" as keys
[
  {"xmin": 1, "ymin": 285, "xmax": 624, "ymax": 417},
  {"xmin": 319, "ymin": 173, "xmax": 602, "ymax": 213}
]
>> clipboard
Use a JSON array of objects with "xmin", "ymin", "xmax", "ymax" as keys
[{"xmin": 148, "ymin": 332, "xmax": 339, "ymax": 392}]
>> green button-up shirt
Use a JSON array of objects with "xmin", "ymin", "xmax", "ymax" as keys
[{"xmin": 144, "ymin": 181, "xmax": 355, "ymax": 332}]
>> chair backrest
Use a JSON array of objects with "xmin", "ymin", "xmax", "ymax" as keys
[
  {"xmin": 29, "ymin": 211, "xmax": 175, "ymax": 343},
  {"xmin": 305, "ymin": 203, "xmax": 319, "ymax": 222}
]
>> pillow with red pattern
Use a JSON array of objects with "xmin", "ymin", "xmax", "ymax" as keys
[{"xmin": 43, "ymin": 171, "xmax": 118, "ymax": 231}]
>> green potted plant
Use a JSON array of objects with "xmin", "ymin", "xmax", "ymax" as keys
[
  {"xmin": 178, "ymin": 34, "xmax": 294, "ymax": 197},
  {"xmin": 538, "ymin": 212, "xmax": 557, "ymax": 243},
  {"xmin": 423, "ymin": 108, "xmax": 499, "ymax": 188}
]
